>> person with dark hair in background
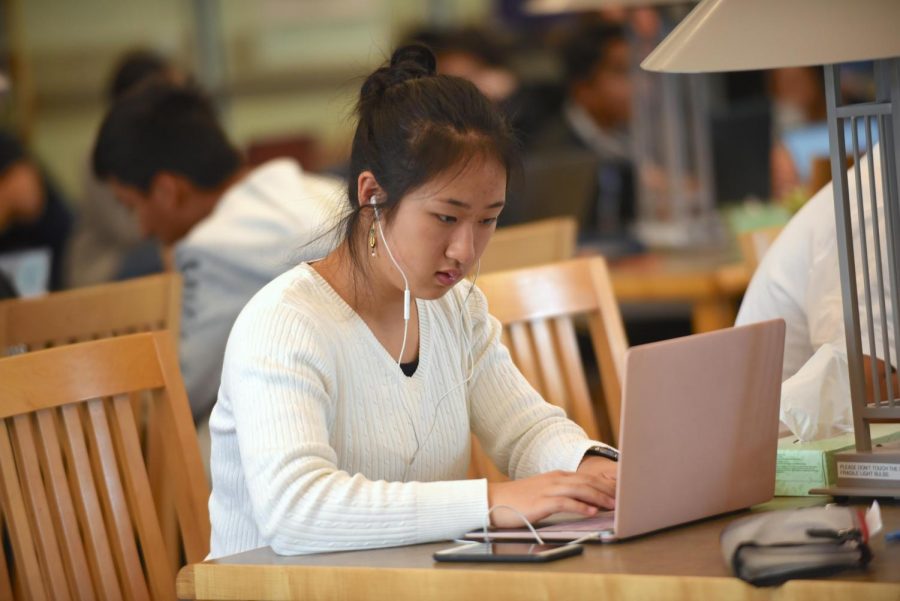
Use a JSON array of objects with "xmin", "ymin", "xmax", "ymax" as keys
[
  {"xmin": 529, "ymin": 20, "xmax": 635, "ymax": 244},
  {"xmin": 92, "ymin": 82, "xmax": 344, "ymax": 465},
  {"xmin": 66, "ymin": 49, "xmax": 187, "ymax": 288},
  {"xmin": 0, "ymin": 131, "xmax": 72, "ymax": 292},
  {"xmin": 207, "ymin": 45, "xmax": 617, "ymax": 558},
  {"xmin": 406, "ymin": 26, "xmax": 562, "ymax": 149},
  {"xmin": 425, "ymin": 28, "xmax": 519, "ymax": 105}
]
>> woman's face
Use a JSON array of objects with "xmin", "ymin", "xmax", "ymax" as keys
[{"xmin": 374, "ymin": 157, "xmax": 506, "ymax": 301}]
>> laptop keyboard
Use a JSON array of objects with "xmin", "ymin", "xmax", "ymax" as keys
[{"xmin": 539, "ymin": 512, "xmax": 615, "ymax": 532}]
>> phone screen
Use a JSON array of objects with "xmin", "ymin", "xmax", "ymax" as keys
[{"xmin": 434, "ymin": 542, "xmax": 583, "ymax": 563}]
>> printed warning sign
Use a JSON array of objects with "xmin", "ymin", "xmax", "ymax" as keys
[{"xmin": 837, "ymin": 462, "xmax": 900, "ymax": 481}]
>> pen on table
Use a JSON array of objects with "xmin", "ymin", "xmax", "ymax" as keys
[{"xmin": 886, "ymin": 529, "xmax": 900, "ymax": 543}]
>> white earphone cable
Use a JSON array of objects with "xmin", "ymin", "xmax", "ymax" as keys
[
  {"xmin": 404, "ymin": 260, "xmax": 480, "ymax": 479},
  {"xmin": 373, "ymin": 199, "xmax": 420, "ymax": 454},
  {"xmin": 371, "ymin": 196, "xmax": 480, "ymax": 481}
]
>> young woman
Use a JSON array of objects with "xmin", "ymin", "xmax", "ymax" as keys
[{"xmin": 208, "ymin": 45, "xmax": 617, "ymax": 557}]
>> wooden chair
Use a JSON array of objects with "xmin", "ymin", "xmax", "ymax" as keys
[
  {"xmin": 470, "ymin": 257, "xmax": 628, "ymax": 481},
  {"xmin": 0, "ymin": 331, "xmax": 209, "ymax": 600},
  {"xmin": 0, "ymin": 272, "xmax": 181, "ymax": 354},
  {"xmin": 0, "ymin": 273, "xmax": 185, "ymax": 580},
  {"xmin": 478, "ymin": 216, "xmax": 577, "ymax": 274}
]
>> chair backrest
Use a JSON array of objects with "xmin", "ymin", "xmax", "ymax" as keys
[
  {"xmin": 737, "ymin": 226, "xmax": 783, "ymax": 272},
  {"xmin": 471, "ymin": 257, "xmax": 628, "ymax": 480},
  {"xmin": 0, "ymin": 274, "xmax": 186, "ymax": 596},
  {"xmin": 0, "ymin": 273, "xmax": 181, "ymax": 354},
  {"xmin": 0, "ymin": 331, "xmax": 209, "ymax": 601},
  {"xmin": 478, "ymin": 217, "xmax": 578, "ymax": 274}
]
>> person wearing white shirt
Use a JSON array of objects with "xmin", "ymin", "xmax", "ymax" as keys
[
  {"xmin": 208, "ymin": 45, "xmax": 618, "ymax": 557},
  {"xmin": 91, "ymin": 82, "xmax": 345, "ymax": 462},
  {"xmin": 737, "ymin": 146, "xmax": 897, "ymax": 440}
]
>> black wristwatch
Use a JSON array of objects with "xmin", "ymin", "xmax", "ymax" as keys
[{"xmin": 584, "ymin": 445, "xmax": 619, "ymax": 462}]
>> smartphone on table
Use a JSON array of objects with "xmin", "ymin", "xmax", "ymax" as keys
[{"xmin": 433, "ymin": 541, "xmax": 583, "ymax": 563}]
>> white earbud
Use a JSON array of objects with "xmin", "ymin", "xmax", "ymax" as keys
[
  {"xmin": 371, "ymin": 195, "xmax": 410, "ymax": 321},
  {"xmin": 368, "ymin": 194, "xmax": 479, "ymax": 481}
]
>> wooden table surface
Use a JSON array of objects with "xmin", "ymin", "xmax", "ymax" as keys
[
  {"xmin": 178, "ymin": 497, "xmax": 900, "ymax": 601},
  {"xmin": 607, "ymin": 250, "xmax": 752, "ymax": 333}
]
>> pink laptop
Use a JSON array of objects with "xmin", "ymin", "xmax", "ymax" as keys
[{"xmin": 468, "ymin": 319, "xmax": 786, "ymax": 543}]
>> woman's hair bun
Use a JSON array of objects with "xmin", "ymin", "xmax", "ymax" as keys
[
  {"xmin": 360, "ymin": 44, "xmax": 437, "ymax": 105},
  {"xmin": 390, "ymin": 44, "xmax": 437, "ymax": 76}
]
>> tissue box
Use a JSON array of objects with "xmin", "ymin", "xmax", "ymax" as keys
[{"xmin": 775, "ymin": 424, "xmax": 900, "ymax": 496}]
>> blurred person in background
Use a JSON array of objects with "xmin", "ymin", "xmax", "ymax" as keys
[
  {"xmin": 66, "ymin": 49, "xmax": 187, "ymax": 287},
  {"xmin": 92, "ymin": 82, "xmax": 346, "ymax": 467},
  {"xmin": 406, "ymin": 26, "xmax": 563, "ymax": 148},
  {"xmin": 768, "ymin": 65, "xmax": 877, "ymax": 204},
  {"xmin": 426, "ymin": 27, "xmax": 519, "ymax": 105},
  {"xmin": 528, "ymin": 19, "xmax": 635, "ymax": 241},
  {"xmin": 0, "ymin": 130, "xmax": 72, "ymax": 291},
  {"xmin": 737, "ymin": 145, "xmax": 897, "ymax": 441},
  {"xmin": 768, "ymin": 66, "xmax": 828, "ymax": 200}
]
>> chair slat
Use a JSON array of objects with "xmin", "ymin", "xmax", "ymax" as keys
[
  {"xmin": 10, "ymin": 414, "xmax": 72, "ymax": 601},
  {"xmin": 588, "ymin": 314, "xmax": 623, "ymax": 442},
  {"xmin": 84, "ymin": 399, "xmax": 151, "ymax": 601},
  {"xmin": 0, "ymin": 420, "xmax": 49, "ymax": 601},
  {"xmin": 35, "ymin": 410, "xmax": 95, "ymax": 601},
  {"xmin": 144, "ymin": 390, "xmax": 182, "ymax": 570},
  {"xmin": 553, "ymin": 318, "xmax": 600, "ymax": 440},
  {"xmin": 59, "ymin": 405, "xmax": 124, "ymax": 600},
  {"xmin": 530, "ymin": 320, "xmax": 569, "ymax": 413},
  {"xmin": 508, "ymin": 323, "xmax": 543, "ymax": 393},
  {"xmin": 108, "ymin": 395, "xmax": 177, "ymax": 600},
  {"xmin": 499, "ymin": 328, "xmax": 513, "ymax": 355},
  {"xmin": 152, "ymin": 333, "xmax": 211, "ymax": 562}
]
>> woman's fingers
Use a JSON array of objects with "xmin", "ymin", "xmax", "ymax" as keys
[
  {"xmin": 542, "ymin": 497, "xmax": 599, "ymax": 518},
  {"xmin": 547, "ymin": 486, "xmax": 615, "ymax": 511},
  {"xmin": 546, "ymin": 472, "xmax": 616, "ymax": 504},
  {"xmin": 486, "ymin": 470, "xmax": 618, "ymax": 527}
]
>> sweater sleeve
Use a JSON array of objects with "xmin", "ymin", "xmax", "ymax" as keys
[
  {"xmin": 223, "ymin": 299, "xmax": 488, "ymax": 555},
  {"xmin": 463, "ymin": 286, "xmax": 610, "ymax": 480}
]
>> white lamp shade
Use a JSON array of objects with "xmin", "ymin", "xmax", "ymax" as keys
[
  {"xmin": 642, "ymin": 0, "xmax": 900, "ymax": 73},
  {"xmin": 526, "ymin": 0, "xmax": 691, "ymax": 14}
]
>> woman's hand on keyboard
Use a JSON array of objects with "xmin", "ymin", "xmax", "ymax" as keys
[{"xmin": 486, "ymin": 470, "xmax": 615, "ymax": 528}]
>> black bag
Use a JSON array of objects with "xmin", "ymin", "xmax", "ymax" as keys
[{"xmin": 720, "ymin": 506, "xmax": 872, "ymax": 586}]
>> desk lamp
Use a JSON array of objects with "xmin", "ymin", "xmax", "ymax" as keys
[
  {"xmin": 643, "ymin": 0, "xmax": 900, "ymax": 497},
  {"xmin": 527, "ymin": 1, "xmax": 724, "ymax": 250},
  {"xmin": 527, "ymin": 0, "xmax": 687, "ymax": 11}
]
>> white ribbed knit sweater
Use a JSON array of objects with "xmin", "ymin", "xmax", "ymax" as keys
[{"xmin": 208, "ymin": 263, "xmax": 601, "ymax": 557}]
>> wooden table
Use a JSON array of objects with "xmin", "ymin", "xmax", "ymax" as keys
[
  {"xmin": 608, "ymin": 251, "xmax": 751, "ymax": 333},
  {"xmin": 177, "ymin": 498, "xmax": 900, "ymax": 601}
]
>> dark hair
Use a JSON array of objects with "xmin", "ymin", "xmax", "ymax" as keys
[
  {"xmin": 92, "ymin": 82, "xmax": 241, "ymax": 192},
  {"xmin": 343, "ymin": 44, "xmax": 519, "ymax": 270},
  {"xmin": 561, "ymin": 21, "xmax": 626, "ymax": 85},
  {"xmin": 107, "ymin": 50, "xmax": 173, "ymax": 103}
]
